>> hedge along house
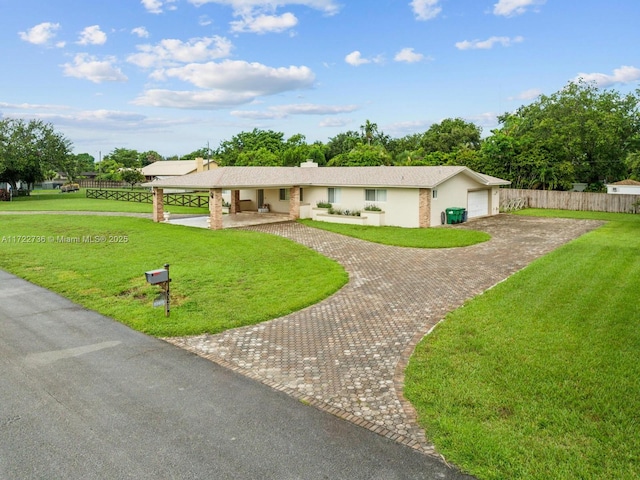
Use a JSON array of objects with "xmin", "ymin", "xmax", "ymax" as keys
[{"xmin": 144, "ymin": 162, "xmax": 510, "ymax": 230}]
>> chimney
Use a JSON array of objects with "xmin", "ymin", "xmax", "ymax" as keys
[
  {"xmin": 196, "ymin": 157, "xmax": 204, "ymax": 172},
  {"xmin": 300, "ymin": 159, "xmax": 318, "ymax": 168}
]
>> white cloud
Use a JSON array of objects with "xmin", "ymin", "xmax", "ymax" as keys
[
  {"xmin": 62, "ymin": 54, "xmax": 128, "ymax": 83},
  {"xmin": 163, "ymin": 60, "xmax": 315, "ymax": 93},
  {"xmin": 345, "ymin": 51, "xmax": 369, "ymax": 66},
  {"xmin": 187, "ymin": 0, "xmax": 340, "ymax": 16},
  {"xmin": 231, "ymin": 103, "xmax": 358, "ymax": 119},
  {"xmin": 319, "ymin": 117, "xmax": 351, "ymax": 128},
  {"xmin": 230, "ymin": 12, "xmax": 298, "ymax": 33},
  {"xmin": 141, "ymin": 0, "xmax": 177, "ymax": 14},
  {"xmin": 345, "ymin": 50, "xmax": 384, "ymax": 67},
  {"xmin": 127, "ymin": 36, "xmax": 233, "ymax": 68},
  {"xmin": 132, "ymin": 89, "xmax": 258, "ymax": 109},
  {"xmin": 455, "ymin": 35, "xmax": 524, "ymax": 50},
  {"xmin": 132, "ymin": 27, "xmax": 150, "ymax": 38},
  {"xmin": 133, "ymin": 60, "xmax": 316, "ymax": 109},
  {"xmin": 18, "ymin": 22, "xmax": 62, "ymax": 46},
  {"xmin": 410, "ymin": 0, "xmax": 442, "ymax": 21},
  {"xmin": 493, "ymin": 0, "xmax": 546, "ymax": 17},
  {"xmin": 508, "ymin": 88, "xmax": 542, "ymax": 101},
  {"xmin": 77, "ymin": 25, "xmax": 107, "ymax": 45},
  {"xmin": 576, "ymin": 65, "xmax": 640, "ymax": 87},
  {"xmin": 394, "ymin": 47, "xmax": 429, "ymax": 63}
]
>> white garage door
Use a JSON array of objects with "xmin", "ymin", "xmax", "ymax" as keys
[{"xmin": 467, "ymin": 190, "xmax": 489, "ymax": 218}]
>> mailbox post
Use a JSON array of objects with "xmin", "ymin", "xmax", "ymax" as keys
[{"xmin": 145, "ymin": 264, "xmax": 171, "ymax": 317}]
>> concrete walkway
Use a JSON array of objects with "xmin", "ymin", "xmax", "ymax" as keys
[{"xmin": 165, "ymin": 215, "xmax": 603, "ymax": 455}]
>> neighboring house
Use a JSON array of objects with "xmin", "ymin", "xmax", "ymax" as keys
[
  {"xmin": 606, "ymin": 179, "xmax": 640, "ymax": 195},
  {"xmin": 145, "ymin": 161, "xmax": 510, "ymax": 229},
  {"xmin": 141, "ymin": 158, "xmax": 217, "ymax": 182}
]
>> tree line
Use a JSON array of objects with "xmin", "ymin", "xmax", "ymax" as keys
[{"xmin": 2, "ymin": 80, "xmax": 639, "ymax": 191}]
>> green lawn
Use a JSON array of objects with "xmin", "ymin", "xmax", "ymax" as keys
[
  {"xmin": 405, "ymin": 209, "xmax": 640, "ymax": 479},
  {"xmin": 0, "ymin": 189, "xmax": 209, "ymax": 214},
  {"xmin": 0, "ymin": 215, "xmax": 347, "ymax": 336},
  {"xmin": 298, "ymin": 219, "xmax": 490, "ymax": 248}
]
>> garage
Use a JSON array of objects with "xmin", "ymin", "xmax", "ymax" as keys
[{"xmin": 467, "ymin": 190, "xmax": 489, "ymax": 218}]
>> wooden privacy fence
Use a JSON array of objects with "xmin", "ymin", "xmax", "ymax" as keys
[
  {"xmin": 86, "ymin": 189, "xmax": 209, "ymax": 208},
  {"xmin": 79, "ymin": 180, "xmax": 129, "ymax": 189},
  {"xmin": 501, "ymin": 188, "xmax": 640, "ymax": 214}
]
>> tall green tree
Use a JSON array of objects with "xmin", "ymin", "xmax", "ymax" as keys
[
  {"xmin": 0, "ymin": 118, "xmax": 72, "ymax": 189},
  {"xmin": 215, "ymin": 129, "xmax": 285, "ymax": 166},
  {"xmin": 421, "ymin": 118, "xmax": 482, "ymax": 154},
  {"xmin": 103, "ymin": 148, "xmax": 140, "ymax": 168},
  {"xmin": 489, "ymin": 80, "xmax": 640, "ymax": 188}
]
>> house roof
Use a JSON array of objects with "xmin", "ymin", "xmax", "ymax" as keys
[
  {"xmin": 609, "ymin": 179, "xmax": 640, "ymax": 186},
  {"xmin": 143, "ymin": 165, "xmax": 510, "ymax": 190},
  {"xmin": 142, "ymin": 160, "xmax": 216, "ymax": 177}
]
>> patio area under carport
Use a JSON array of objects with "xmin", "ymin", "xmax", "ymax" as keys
[{"xmin": 166, "ymin": 211, "xmax": 292, "ymax": 229}]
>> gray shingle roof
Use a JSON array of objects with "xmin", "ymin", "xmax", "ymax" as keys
[{"xmin": 142, "ymin": 165, "xmax": 510, "ymax": 189}]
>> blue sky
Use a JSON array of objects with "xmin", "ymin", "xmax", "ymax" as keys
[{"xmin": 1, "ymin": 0, "xmax": 639, "ymax": 158}]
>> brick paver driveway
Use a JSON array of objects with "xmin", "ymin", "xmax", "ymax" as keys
[{"xmin": 166, "ymin": 214, "xmax": 602, "ymax": 455}]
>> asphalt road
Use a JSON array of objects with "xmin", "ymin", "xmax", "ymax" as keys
[{"xmin": 0, "ymin": 270, "xmax": 473, "ymax": 480}]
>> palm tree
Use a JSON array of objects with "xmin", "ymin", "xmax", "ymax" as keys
[{"xmin": 360, "ymin": 120, "xmax": 378, "ymax": 146}]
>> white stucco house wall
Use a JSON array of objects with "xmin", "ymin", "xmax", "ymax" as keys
[
  {"xmin": 144, "ymin": 162, "xmax": 510, "ymax": 230},
  {"xmin": 606, "ymin": 179, "xmax": 640, "ymax": 195}
]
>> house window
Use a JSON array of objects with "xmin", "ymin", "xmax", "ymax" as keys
[
  {"xmin": 365, "ymin": 189, "xmax": 387, "ymax": 202},
  {"xmin": 432, "ymin": 189, "xmax": 438, "ymax": 199},
  {"xmin": 612, "ymin": 187, "xmax": 618, "ymax": 192},
  {"xmin": 279, "ymin": 188, "xmax": 290, "ymax": 201},
  {"xmin": 328, "ymin": 187, "xmax": 341, "ymax": 203}
]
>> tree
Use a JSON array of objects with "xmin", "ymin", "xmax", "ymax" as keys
[
  {"xmin": 215, "ymin": 129, "xmax": 286, "ymax": 166},
  {"xmin": 325, "ymin": 131, "xmax": 361, "ymax": 162},
  {"xmin": 103, "ymin": 148, "xmax": 140, "ymax": 168},
  {"xmin": 327, "ymin": 144, "xmax": 391, "ymax": 166},
  {"xmin": 0, "ymin": 118, "xmax": 72, "ymax": 190},
  {"xmin": 490, "ymin": 80, "xmax": 640, "ymax": 188},
  {"xmin": 421, "ymin": 118, "xmax": 482, "ymax": 154},
  {"xmin": 121, "ymin": 169, "xmax": 145, "ymax": 189},
  {"xmin": 235, "ymin": 147, "xmax": 281, "ymax": 166},
  {"xmin": 360, "ymin": 120, "xmax": 378, "ymax": 146},
  {"xmin": 139, "ymin": 150, "xmax": 163, "ymax": 166}
]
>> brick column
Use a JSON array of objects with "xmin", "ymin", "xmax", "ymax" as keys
[
  {"xmin": 152, "ymin": 188, "xmax": 164, "ymax": 223},
  {"xmin": 419, "ymin": 188, "xmax": 431, "ymax": 228},
  {"xmin": 209, "ymin": 188, "xmax": 223, "ymax": 230},
  {"xmin": 231, "ymin": 190, "xmax": 241, "ymax": 214},
  {"xmin": 289, "ymin": 186, "xmax": 300, "ymax": 220}
]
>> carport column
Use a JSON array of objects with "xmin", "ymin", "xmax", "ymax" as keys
[
  {"xmin": 152, "ymin": 188, "xmax": 164, "ymax": 223},
  {"xmin": 419, "ymin": 188, "xmax": 431, "ymax": 228},
  {"xmin": 209, "ymin": 188, "xmax": 223, "ymax": 230},
  {"xmin": 231, "ymin": 189, "xmax": 241, "ymax": 214},
  {"xmin": 289, "ymin": 186, "xmax": 300, "ymax": 220}
]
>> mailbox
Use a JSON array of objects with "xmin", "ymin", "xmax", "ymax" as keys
[{"xmin": 145, "ymin": 268, "xmax": 169, "ymax": 285}]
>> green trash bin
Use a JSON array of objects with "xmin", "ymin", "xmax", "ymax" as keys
[{"xmin": 446, "ymin": 207, "xmax": 465, "ymax": 224}]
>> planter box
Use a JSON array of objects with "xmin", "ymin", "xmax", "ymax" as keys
[
  {"xmin": 222, "ymin": 206, "xmax": 230, "ymax": 214},
  {"xmin": 364, "ymin": 210, "xmax": 385, "ymax": 226},
  {"xmin": 316, "ymin": 213, "xmax": 367, "ymax": 226},
  {"xmin": 311, "ymin": 207, "xmax": 329, "ymax": 220},
  {"xmin": 258, "ymin": 207, "xmax": 269, "ymax": 213}
]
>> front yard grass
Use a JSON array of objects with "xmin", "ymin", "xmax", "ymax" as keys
[
  {"xmin": 0, "ymin": 215, "xmax": 347, "ymax": 336},
  {"xmin": 405, "ymin": 210, "xmax": 640, "ymax": 480},
  {"xmin": 298, "ymin": 219, "xmax": 490, "ymax": 248}
]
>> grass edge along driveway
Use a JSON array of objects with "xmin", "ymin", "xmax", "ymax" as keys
[
  {"xmin": 0, "ymin": 215, "xmax": 347, "ymax": 337},
  {"xmin": 405, "ymin": 210, "xmax": 640, "ymax": 480}
]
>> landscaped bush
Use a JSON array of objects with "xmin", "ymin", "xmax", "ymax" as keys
[
  {"xmin": 316, "ymin": 200, "xmax": 332, "ymax": 208},
  {"xmin": 0, "ymin": 189, "xmax": 10, "ymax": 201},
  {"xmin": 364, "ymin": 204, "xmax": 382, "ymax": 211}
]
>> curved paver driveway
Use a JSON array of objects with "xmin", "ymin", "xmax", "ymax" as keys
[{"xmin": 166, "ymin": 214, "xmax": 602, "ymax": 455}]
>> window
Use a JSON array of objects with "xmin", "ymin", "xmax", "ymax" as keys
[
  {"xmin": 432, "ymin": 189, "xmax": 438, "ymax": 199},
  {"xmin": 365, "ymin": 189, "xmax": 387, "ymax": 202},
  {"xmin": 279, "ymin": 188, "xmax": 290, "ymax": 201},
  {"xmin": 328, "ymin": 187, "xmax": 341, "ymax": 203}
]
